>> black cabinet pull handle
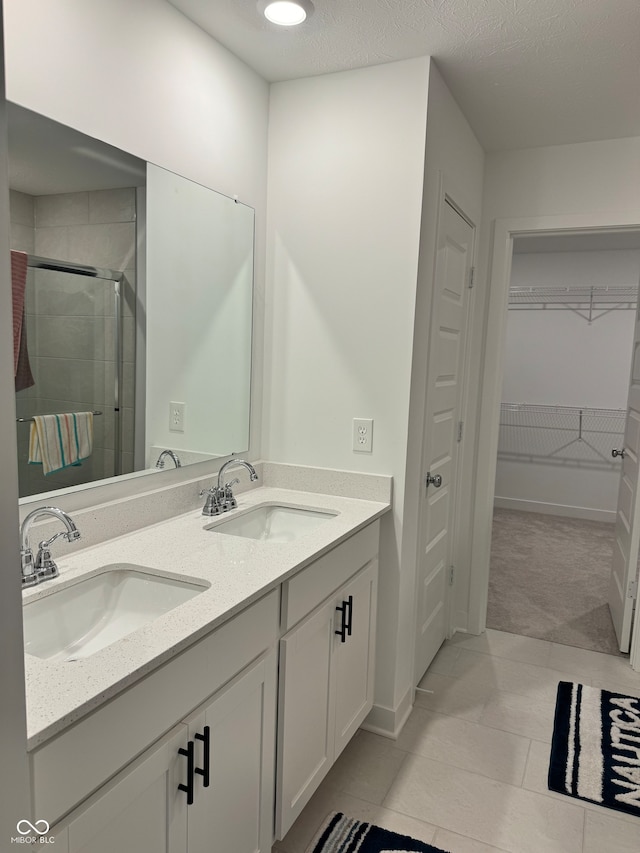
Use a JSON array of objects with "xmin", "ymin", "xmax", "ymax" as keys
[
  {"xmin": 335, "ymin": 596, "xmax": 352, "ymax": 643},
  {"xmin": 335, "ymin": 600, "xmax": 347, "ymax": 643},
  {"xmin": 178, "ymin": 740, "xmax": 195, "ymax": 805},
  {"xmin": 195, "ymin": 725, "xmax": 211, "ymax": 788},
  {"xmin": 345, "ymin": 594, "xmax": 353, "ymax": 637}
]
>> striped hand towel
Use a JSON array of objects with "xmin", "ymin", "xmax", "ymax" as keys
[{"xmin": 29, "ymin": 413, "xmax": 94, "ymax": 475}]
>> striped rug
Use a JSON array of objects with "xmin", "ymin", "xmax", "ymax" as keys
[
  {"xmin": 549, "ymin": 681, "xmax": 640, "ymax": 818},
  {"xmin": 307, "ymin": 813, "xmax": 450, "ymax": 853}
]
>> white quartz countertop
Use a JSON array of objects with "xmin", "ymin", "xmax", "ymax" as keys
[{"xmin": 23, "ymin": 486, "xmax": 389, "ymax": 748}]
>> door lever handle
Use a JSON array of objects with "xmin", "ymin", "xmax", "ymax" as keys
[
  {"xmin": 426, "ymin": 472, "xmax": 443, "ymax": 488},
  {"xmin": 612, "ymin": 448, "xmax": 625, "ymax": 459}
]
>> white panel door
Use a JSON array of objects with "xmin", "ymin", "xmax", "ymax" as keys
[
  {"xmin": 609, "ymin": 299, "xmax": 640, "ymax": 652},
  {"xmin": 415, "ymin": 199, "xmax": 474, "ymax": 682}
]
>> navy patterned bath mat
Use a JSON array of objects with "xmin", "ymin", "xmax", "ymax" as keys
[
  {"xmin": 549, "ymin": 681, "xmax": 640, "ymax": 817},
  {"xmin": 307, "ymin": 812, "xmax": 451, "ymax": 853}
]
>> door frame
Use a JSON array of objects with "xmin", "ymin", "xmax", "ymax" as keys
[{"xmin": 469, "ymin": 210, "xmax": 640, "ymax": 671}]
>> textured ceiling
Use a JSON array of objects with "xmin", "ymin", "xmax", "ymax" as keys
[{"xmin": 168, "ymin": 0, "xmax": 640, "ymax": 151}]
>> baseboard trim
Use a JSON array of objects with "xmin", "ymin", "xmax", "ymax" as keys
[
  {"xmin": 361, "ymin": 687, "xmax": 413, "ymax": 740},
  {"xmin": 493, "ymin": 497, "xmax": 615, "ymax": 524}
]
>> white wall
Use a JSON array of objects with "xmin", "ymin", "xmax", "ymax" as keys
[
  {"xmin": 466, "ymin": 136, "xmax": 640, "ymax": 630},
  {"xmin": 264, "ymin": 58, "xmax": 431, "ymax": 729},
  {"xmin": 4, "ymin": 0, "xmax": 270, "ymax": 489}
]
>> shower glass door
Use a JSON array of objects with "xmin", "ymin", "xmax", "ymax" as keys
[{"xmin": 15, "ymin": 265, "xmax": 125, "ymax": 498}]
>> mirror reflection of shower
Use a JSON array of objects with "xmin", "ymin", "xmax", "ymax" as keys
[{"xmin": 11, "ymin": 187, "xmax": 137, "ymax": 498}]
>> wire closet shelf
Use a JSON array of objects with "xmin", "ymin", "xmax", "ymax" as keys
[
  {"xmin": 499, "ymin": 403, "xmax": 626, "ymax": 469},
  {"xmin": 508, "ymin": 284, "xmax": 638, "ymax": 323}
]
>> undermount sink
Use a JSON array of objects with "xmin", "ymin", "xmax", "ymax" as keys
[
  {"xmin": 205, "ymin": 504, "xmax": 337, "ymax": 543},
  {"xmin": 23, "ymin": 565, "xmax": 208, "ymax": 663}
]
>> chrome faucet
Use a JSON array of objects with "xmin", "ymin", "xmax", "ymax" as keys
[
  {"xmin": 155, "ymin": 449, "xmax": 182, "ymax": 469},
  {"xmin": 200, "ymin": 459, "xmax": 259, "ymax": 516},
  {"xmin": 20, "ymin": 506, "xmax": 81, "ymax": 588}
]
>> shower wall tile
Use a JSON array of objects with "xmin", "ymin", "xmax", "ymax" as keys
[
  {"xmin": 35, "ymin": 192, "xmax": 89, "ymax": 227},
  {"xmin": 67, "ymin": 222, "xmax": 136, "ymax": 270},
  {"xmin": 89, "ymin": 188, "xmax": 136, "ymax": 224},
  {"xmin": 35, "ymin": 226, "xmax": 70, "ymax": 262},
  {"xmin": 10, "ymin": 190, "xmax": 35, "ymax": 227},
  {"xmin": 33, "ymin": 356, "xmax": 110, "ymax": 405},
  {"xmin": 35, "ymin": 315, "xmax": 109, "ymax": 361},
  {"xmin": 11, "ymin": 223, "xmax": 35, "ymax": 253},
  {"xmin": 33, "ymin": 273, "xmax": 112, "ymax": 317}
]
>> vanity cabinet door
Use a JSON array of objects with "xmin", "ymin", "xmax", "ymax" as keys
[
  {"xmin": 333, "ymin": 559, "xmax": 378, "ymax": 758},
  {"xmin": 276, "ymin": 559, "xmax": 378, "ymax": 839},
  {"xmin": 276, "ymin": 597, "xmax": 336, "ymax": 838},
  {"xmin": 183, "ymin": 651, "xmax": 277, "ymax": 853},
  {"xmin": 65, "ymin": 725, "xmax": 188, "ymax": 853}
]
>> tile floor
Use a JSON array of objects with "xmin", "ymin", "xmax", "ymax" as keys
[{"xmin": 272, "ymin": 629, "xmax": 640, "ymax": 853}]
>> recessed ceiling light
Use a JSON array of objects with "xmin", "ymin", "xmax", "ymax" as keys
[{"xmin": 258, "ymin": 0, "xmax": 314, "ymax": 26}]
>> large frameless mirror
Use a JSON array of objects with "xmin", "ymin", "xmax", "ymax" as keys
[{"xmin": 8, "ymin": 104, "xmax": 254, "ymax": 500}]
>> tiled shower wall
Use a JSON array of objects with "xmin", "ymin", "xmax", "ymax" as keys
[{"xmin": 10, "ymin": 188, "xmax": 137, "ymax": 497}]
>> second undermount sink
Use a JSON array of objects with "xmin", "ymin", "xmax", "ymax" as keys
[
  {"xmin": 205, "ymin": 504, "xmax": 337, "ymax": 543},
  {"xmin": 23, "ymin": 565, "xmax": 208, "ymax": 663}
]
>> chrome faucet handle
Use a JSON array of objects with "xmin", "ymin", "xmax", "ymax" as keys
[
  {"xmin": 200, "ymin": 486, "xmax": 223, "ymax": 516},
  {"xmin": 221, "ymin": 479, "xmax": 240, "ymax": 511},
  {"xmin": 34, "ymin": 537, "xmax": 61, "ymax": 580},
  {"xmin": 20, "ymin": 547, "xmax": 36, "ymax": 585}
]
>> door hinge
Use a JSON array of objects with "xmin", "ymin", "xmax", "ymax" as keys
[
  {"xmin": 448, "ymin": 566, "xmax": 455, "ymax": 586},
  {"xmin": 468, "ymin": 266, "xmax": 475, "ymax": 289},
  {"xmin": 628, "ymin": 579, "xmax": 638, "ymax": 600},
  {"xmin": 457, "ymin": 421, "xmax": 464, "ymax": 443}
]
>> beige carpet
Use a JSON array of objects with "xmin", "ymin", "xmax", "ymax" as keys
[{"xmin": 487, "ymin": 508, "xmax": 623, "ymax": 656}]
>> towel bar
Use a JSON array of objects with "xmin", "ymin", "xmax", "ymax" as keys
[{"xmin": 16, "ymin": 410, "xmax": 103, "ymax": 423}]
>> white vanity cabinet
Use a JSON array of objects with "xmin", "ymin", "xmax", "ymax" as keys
[
  {"xmin": 34, "ymin": 590, "xmax": 279, "ymax": 853},
  {"xmin": 30, "ymin": 514, "xmax": 383, "ymax": 852},
  {"xmin": 276, "ymin": 523, "xmax": 379, "ymax": 838},
  {"xmin": 55, "ymin": 652, "xmax": 277, "ymax": 853}
]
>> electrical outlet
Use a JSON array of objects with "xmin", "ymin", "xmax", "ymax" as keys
[
  {"xmin": 352, "ymin": 418, "xmax": 373, "ymax": 452},
  {"xmin": 169, "ymin": 401, "xmax": 186, "ymax": 432}
]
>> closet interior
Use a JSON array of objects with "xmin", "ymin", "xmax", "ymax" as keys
[{"xmin": 488, "ymin": 230, "xmax": 640, "ymax": 655}]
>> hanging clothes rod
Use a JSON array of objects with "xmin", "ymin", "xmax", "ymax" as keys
[
  {"xmin": 27, "ymin": 254, "xmax": 124, "ymax": 282},
  {"xmin": 16, "ymin": 410, "xmax": 103, "ymax": 424}
]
